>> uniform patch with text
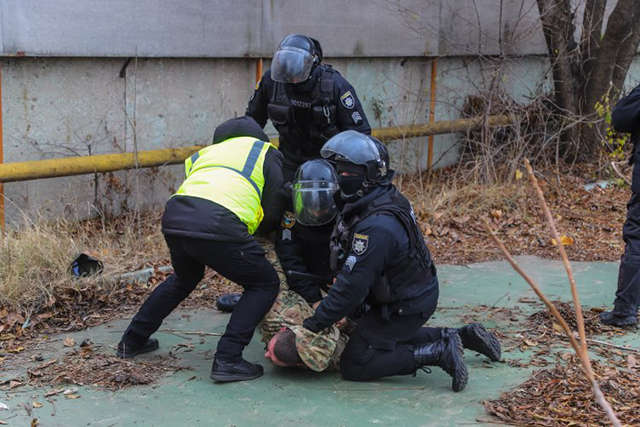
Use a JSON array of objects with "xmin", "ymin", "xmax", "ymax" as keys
[
  {"xmin": 340, "ymin": 91, "xmax": 355, "ymax": 109},
  {"xmin": 352, "ymin": 233, "xmax": 369, "ymax": 255}
]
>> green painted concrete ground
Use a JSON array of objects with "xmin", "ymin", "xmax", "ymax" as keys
[{"xmin": 1, "ymin": 256, "xmax": 637, "ymax": 426}]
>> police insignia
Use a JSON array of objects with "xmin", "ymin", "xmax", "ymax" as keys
[
  {"xmin": 340, "ymin": 91, "xmax": 355, "ymax": 109},
  {"xmin": 351, "ymin": 111, "xmax": 362, "ymax": 125},
  {"xmin": 352, "ymin": 233, "xmax": 369, "ymax": 255},
  {"xmin": 281, "ymin": 211, "xmax": 296, "ymax": 229},
  {"xmin": 344, "ymin": 255, "xmax": 357, "ymax": 272}
]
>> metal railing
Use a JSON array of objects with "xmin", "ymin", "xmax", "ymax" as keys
[{"xmin": 0, "ymin": 115, "xmax": 513, "ymax": 183}]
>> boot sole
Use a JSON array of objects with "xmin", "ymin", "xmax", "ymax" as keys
[
  {"xmin": 466, "ymin": 324, "xmax": 501, "ymax": 361},
  {"xmin": 210, "ymin": 371, "xmax": 263, "ymax": 383},
  {"xmin": 449, "ymin": 334, "xmax": 468, "ymax": 392},
  {"xmin": 599, "ymin": 312, "xmax": 638, "ymax": 327},
  {"xmin": 116, "ymin": 338, "xmax": 159, "ymax": 359}
]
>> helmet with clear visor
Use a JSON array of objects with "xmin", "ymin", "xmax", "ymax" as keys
[
  {"xmin": 292, "ymin": 159, "xmax": 339, "ymax": 225},
  {"xmin": 271, "ymin": 34, "xmax": 318, "ymax": 84}
]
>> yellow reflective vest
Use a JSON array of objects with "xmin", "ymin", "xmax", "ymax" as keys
[{"xmin": 174, "ymin": 136, "xmax": 272, "ymax": 235}]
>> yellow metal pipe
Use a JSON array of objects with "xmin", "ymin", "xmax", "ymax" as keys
[
  {"xmin": 371, "ymin": 114, "xmax": 514, "ymax": 141},
  {"xmin": 0, "ymin": 146, "xmax": 202, "ymax": 183},
  {"xmin": 0, "ymin": 115, "xmax": 514, "ymax": 183}
]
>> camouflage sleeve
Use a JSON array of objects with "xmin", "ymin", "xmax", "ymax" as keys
[{"xmin": 259, "ymin": 289, "xmax": 347, "ymax": 372}]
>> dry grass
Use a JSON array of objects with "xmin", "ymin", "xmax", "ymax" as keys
[
  {"xmin": 0, "ymin": 212, "xmax": 167, "ymax": 315},
  {"xmin": 397, "ymin": 165, "xmax": 530, "ymax": 233}
]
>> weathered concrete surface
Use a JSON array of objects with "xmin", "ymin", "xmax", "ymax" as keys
[
  {"xmin": 0, "ymin": 257, "xmax": 634, "ymax": 426},
  {"xmin": 0, "ymin": 0, "xmax": 549, "ymax": 58},
  {"xmin": 1, "ymin": 57, "xmax": 254, "ymax": 223}
]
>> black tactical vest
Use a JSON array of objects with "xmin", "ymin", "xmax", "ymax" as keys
[
  {"xmin": 330, "ymin": 187, "xmax": 436, "ymax": 309},
  {"xmin": 266, "ymin": 65, "xmax": 339, "ymax": 166}
]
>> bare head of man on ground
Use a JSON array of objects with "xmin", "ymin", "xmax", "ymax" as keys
[{"xmin": 264, "ymin": 327, "xmax": 305, "ymax": 368}]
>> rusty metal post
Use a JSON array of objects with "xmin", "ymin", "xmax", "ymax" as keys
[
  {"xmin": 255, "ymin": 57, "xmax": 263, "ymax": 86},
  {"xmin": 427, "ymin": 58, "xmax": 437, "ymax": 170},
  {"xmin": 0, "ymin": 64, "xmax": 4, "ymax": 232}
]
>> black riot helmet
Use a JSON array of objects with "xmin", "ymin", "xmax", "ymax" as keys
[
  {"xmin": 320, "ymin": 130, "xmax": 391, "ymax": 200},
  {"xmin": 271, "ymin": 34, "xmax": 322, "ymax": 84},
  {"xmin": 292, "ymin": 159, "xmax": 339, "ymax": 226}
]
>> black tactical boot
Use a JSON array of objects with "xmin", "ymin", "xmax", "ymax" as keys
[
  {"xmin": 414, "ymin": 333, "xmax": 468, "ymax": 392},
  {"xmin": 210, "ymin": 358, "xmax": 264, "ymax": 382},
  {"xmin": 216, "ymin": 293, "xmax": 242, "ymax": 313},
  {"xmin": 457, "ymin": 323, "xmax": 501, "ymax": 361},
  {"xmin": 599, "ymin": 310, "xmax": 638, "ymax": 327},
  {"xmin": 116, "ymin": 338, "xmax": 159, "ymax": 359}
]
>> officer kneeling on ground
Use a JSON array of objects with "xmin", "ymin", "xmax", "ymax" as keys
[
  {"xmin": 301, "ymin": 130, "xmax": 500, "ymax": 391},
  {"xmin": 116, "ymin": 116, "xmax": 286, "ymax": 383},
  {"xmin": 247, "ymin": 34, "xmax": 371, "ymax": 182}
]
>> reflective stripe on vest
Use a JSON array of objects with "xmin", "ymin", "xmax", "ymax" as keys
[{"xmin": 176, "ymin": 137, "xmax": 271, "ymax": 235}]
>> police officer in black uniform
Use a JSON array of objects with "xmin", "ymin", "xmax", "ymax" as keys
[
  {"xmin": 600, "ymin": 85, "xmax": 640, "ymax": 327},
  {"xmin": 277, "ymin": 159, "xmax": 339, "ymax": 304},
  {"xmin": 274, "ymin": 156, "xmax": 502, "ymax": 372},
  {"xmin": 247, "ymin": 34, "xmax": 371, "ymax": 183},
  {"xmin": 302, "ymin": 131, "xmax": 472, "ymax": 391}
]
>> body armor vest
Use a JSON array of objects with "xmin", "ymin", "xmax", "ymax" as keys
[
  {"xmin": 330, "ymin": 188, "xmax": 436, "ymax": 307},
  {"xmin": 267, "ymin": 65, "xmax": 339, "ymax": 165}
]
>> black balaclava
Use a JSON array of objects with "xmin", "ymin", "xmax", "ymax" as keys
[{"xmin": 335, "ymin": 161, "xmax": 367, "ymax": 201}]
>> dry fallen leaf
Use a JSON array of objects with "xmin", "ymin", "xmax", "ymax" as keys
[
  {"xmin": 490, "ymin": 209, "xmax": 503, "ymax": 219},
  {"xmin": 551, "ymin": 235, "xmax": 574, "ymax": 246},
  {"xmin": 32, "ymin": 402, "xmax": 43, "ymax": 409},
  {"xmin": 63, "ymin": 337, "xmax": 75, "ymax": 347},
  {"xmin": 0, "ymin": 419, "xmax": 7, "ymax": 425},
  {"xmin": 7, "ymin": 346, "xmax": 24, "ymax": 353},
  {"xmin": 31, "ymin": 418, "xmax": 38, "ymax": 427},
  {"xmin": 44, "ymin": 388, "xmax": 64, "ymax": 397},
  {"xmin": 515, "ymin": 169, "xmax": 523, "ymax": 180},
  {"xmin": 64, "ymin": 394, "xmax": 80, "ymax": 400},
  {"xmin": 9, "ymin": 380, "xmax": 22, "ymax": 390},
  {"xmin": 63, "ymin": 388, "xmax": 78, "ymax": 395},
  {"xmin": 0, "ymin": 402, "xmax": 7, "ymax": 410}
]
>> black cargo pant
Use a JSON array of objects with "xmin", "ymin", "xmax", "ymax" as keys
[
  {"xmin": 340, "ymin": 288, "xmax": 440, "ymax": 381},
  {"xmin": 122, "ymin": 234, "xmax": 279, "ymax": 362},
  {"xmin": 612, "ymin": 192, "xmax": 640, "ymax": 317}
]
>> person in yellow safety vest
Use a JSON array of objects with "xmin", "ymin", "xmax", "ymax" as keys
[{"xmin": 116, "ymin": 116, "xmax": 287, "ymax": 383}]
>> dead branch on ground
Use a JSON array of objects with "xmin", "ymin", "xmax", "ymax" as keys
[{"xmin": 482, "ymin": 158, "xmax": 621, "ymax": 426}]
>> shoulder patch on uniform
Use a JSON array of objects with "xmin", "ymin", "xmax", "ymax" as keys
[
  {"xmin": 281, "ymin": 228, "xmax": 292, "ymax": 241},
  {"xmin": 343, "ymin": 255, "xmax": 357, "ymax": 272},
  {"xmin": 281, "ymin": 211, "xmax": 296, "ymax": 229},
  {"xmin": 351, "ymin": 111, "xmax": 363, "ymax": 125},
  {"xmin": 340, "ymin": 91, "xmax": 355, "ymax": 109},
  {"xmin": 352, "ymin": 233, "xmax": 369, "ymax": 255}
]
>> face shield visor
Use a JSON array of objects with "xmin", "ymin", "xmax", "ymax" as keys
[
  {"xmin": 292, "ymin": 180, "xmax": 338, "ymax": 226},
  {"xmin": 270, "ymin": 47, "xmax": 315, "ymax": 84}
]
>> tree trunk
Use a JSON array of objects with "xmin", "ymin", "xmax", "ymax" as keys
[{"xmin": 537, "ymin": 0, "xmax": 640, "ymax": 158}]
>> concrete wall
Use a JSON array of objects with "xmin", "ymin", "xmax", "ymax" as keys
[
  {"xmin": 6, "ymin": 0, "xmax": 609, "ymax": 58},
  {"xmin": 1, "ymin": 53, "xmax": 560, "ymax": 225},
  {"xmin": 0, "ymin": 0, "xmax": 636, "ymax": 225}
]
